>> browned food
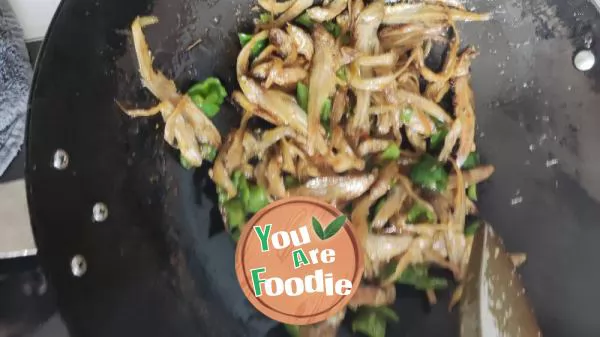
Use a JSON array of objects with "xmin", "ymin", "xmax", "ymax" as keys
[{"xmin": 207, "ymin": 1, "xmax": 507, "ymax": 335}]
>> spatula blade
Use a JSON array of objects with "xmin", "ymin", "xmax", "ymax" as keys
[{"xmin": 460, "ymin": 223, "xmax": 541, "ymax": 337}]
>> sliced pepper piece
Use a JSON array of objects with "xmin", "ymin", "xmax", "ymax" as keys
[
  {"xmin": 296, "ymin": 82, "xmax": 309, "ymax": 112},
  {"xmin": 406, "ymin": 203, "xmax": 435, "ymax": 224},
  {"xmin": 245, "ymin": 184, "xmax": 270, "ymax": 213},
  {"xmin": 397, "ymin": 264, "xmax": 448, "ymax": 290},
  {"xmin": 238, "ymin": 174, "xmax": 250, "ymax": 207},
  {"xmin": 259, "ymin": 12, "xmax": 273, "ymax": 24},
  {"xmin": 352, "ymin": 306, "xmax": 399, "ymax": 337},
  {"xmin": 180, "ymin": 155, "xmax": 193, "ymax": 169},
  {"xmin": 217, "ymin": 187, "xmax": 229, "ymax": 204},
  {"xmin": 323, "ymin": 21, "xmax": 341, "ymax": 38},
  {"xmin": 284, "ymin": 175, "xmax": 300, "ymax": 188},
  {"xmin": 336, "ymin": 66, "xmax": 348, "ymax": 82},
  {"xmin": 201, "ymin": 144, "xmax": 218, "ymax": 162},
  {"xmin": 294, "ymin": 12, "xmax": 313, "ymax": 29},
  {"xmin": 187, "ymin": 77, "xmax": 228, "ymax": 117},
  {"xmin": 319, "ymin": 98, "xmax": 333, "ymax": 138},
  {"xmin": 462, "ymin": 152, "xmax": 480, "ymax": 170},
  {"xmin": 321, "ymin": 98, "xmax": 332, "ymax": 123},
  {"xmin": 230, "ymin": 228, "xmax": 241, "ymax": 242},
  {"xmin": 284, "ymin": 324, "xmax": 300, "ymax": 337},
  {"xmin": 380, "ymin": 143, "xmax": 401, "ymax": 161},
  {"xmin": 224, "ymin": 198, "xmax": 246, "ymax": 229},
  {"xmin": 251, "ymin": 38, "xmax": 268, "ymax": 58},
  {"xmin": 238, "ymin": 32, "xmax": 269, "ymax": 57},
  {"xmin": 400, "ymin": 107, "xmax": 413, "ymax": 124},
  {"xmin": 465, "ymin": 220, "xmax": 481, "ymax": 236},
  {"xmin": 467, "ymin": 184, "xmax": 478, "ymax": 201},
  {"xmin": 233, "ymin": 170, "xmax": 269, "ymax": 213},
  {"xmin": 238, "ymin": 33, "xmax": 253, "ymax": 46},
  {"xmin": 429, "ymin": 128, "xmax": 448, "ymax": 150},
  {"xmin": 231, "ymin": 170, "xmax": 244, "ymax": 189},
  {"xmin": 410, "ymin": 154, "xmax": 449, "ymax": 192}
]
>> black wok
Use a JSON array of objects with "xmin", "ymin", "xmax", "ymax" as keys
[{"xmin": 25, "ymin": 0, "xmax": 600, "ymax": 336}]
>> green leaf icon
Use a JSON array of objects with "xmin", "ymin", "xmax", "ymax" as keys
[
  {"xmin": 312, "ymin": 215, "xmax": 347, "ymax": 240},
  {"xmin": 312, "ymin": 217, "xmax": 325, "ymax": 240},
  {"xmin": 323, "ymin": 215, "xmax": 347, "ymax": 239}
]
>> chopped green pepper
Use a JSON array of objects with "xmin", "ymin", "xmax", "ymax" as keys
[
  {"xmin": 221, "ymin": 172, "xmax": 270, "ymax": 237},
  {"xmin": 406, "ymin": 203, "xmax": 435, "ymax": 224},
  {"xmin": 217, "ymin": 187, "xmax": 229, "ymax": 204},
  {"xmin": 352, "ymin": 309, "xmax": 386, "ymax": 337},
  {"xmin": 397, "ymin": 264, "xmax": 448, "ymax": 290},
  {"xmin": 380, "ymin": 261, "xmax": 397, "ymax": 281},
  {"xmin": 245, "ymin": 184, "xmax": 270, "ymax": 213},
  {"xmin": 231, "ymin": 228, "xmax": 241, "ymax": 242},
  {"xmin": 251, "ymin": 38, "xmax": 268, "ymax": 57},
  {"xmin": 238, "ymin": 174, "xmax": 250, "ymax": 206},
  {"xmin": 238, "ymin": 33, "xmax": 252, "ymax": 46},
  {"xmin": 400, "ymin": 107, "xmax": 413, "ymax": 124},
  {"xmin": 284, "ymin": 324, "xmax": 300, "ymax": 337},
  {"xmin": 467, "ymin": 184, "xmax": 478, "ymax": 201},
  {"xmin": 373, "ymin": 306, "xmax": 399, "ymax": 322},
  {"xmin": 430, "ymin": 128, "xmax": 448, "ymax": 150},
  {"xmin": 201, "ymin": 144, "xmax": 218, "ymax": 162},
  {"xmin": 187, "ymin": 77, "xmax": 228, "ymax": 117},
  {"xmin": 296, "ymin": 82, "xmax": 309, "ymax": 112},
  {"xmin": 410, "ymin": 154, "xmax": 449, "ymax": 192},
  {"xmin": 231, "ymin": 170, "xmax": 244, "ymax": 189},
  {"xmin": 336, "ymin": 66, "xmax": 348, "ymax": 82},
  {"xmin": 232, "ymin": 171, "xmax": 269, "ymax": 213},
  {"xmin": 352, "ymin": 306, "xmax": 399, "ymax": 337},
  {"xmin": 180, "ymin": 155, "xmax": 193, "ymax": 169},
  {"xmin": 294, "ymin": 12, "xmax": 313, "ymax": 29},
  {"xmin": 320, "ymin": 98, "xmax": 333, "ymax": 139},
  {"xmin": 238, "ymin": 33, "xmax": 268, "ymax": 57},
  {"xmin": 465, "ymin": 220, "xmax": 481, "ymax": 236},
  {"xmin": 284, "ymin": 175, "xmax": 300, "ymax": 188},
  {"xmin": 380, "ymin": 143, "xmax": 401, "ymax": 161},
  {"xmin": 323, "ymin": 21, "xmax": 341, "ymax": 38},
  {"xmin": 321, "ymin": 98, "xmax": 332, "ymax": 123},
  {"xmin": 462, "ymin": 152, "xmax": 480, "ymax": 170},
  {"xmin": 259, "ymin": 12, "xmax": 273, "ymax": 24},
  {"xmin": 224, "ymin": 198, "xmax": 246, "ymax": 229}
]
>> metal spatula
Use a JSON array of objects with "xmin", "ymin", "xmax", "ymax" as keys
[{"xmin": 460, "ymin": 223, "xmax": 541, "ymax": 337}]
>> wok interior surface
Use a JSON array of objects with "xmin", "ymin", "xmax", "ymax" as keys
[{"xmin": 25, "ymin": 0, "xmax": 600, "ymax": 336}]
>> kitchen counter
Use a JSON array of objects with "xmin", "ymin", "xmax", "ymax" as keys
[{"xmin": 7, "ymin": 0, "xmax": 59, "ymax": 41}]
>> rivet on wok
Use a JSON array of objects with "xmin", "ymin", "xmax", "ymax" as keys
[
  {"xmin": 52, "ymin": 149, "xmax": 69, "ymax": 170},
  {"xmin": 92, "ymin": 203, "xmax": 108, "ymax": 222},
  {"xmin": 70, "ymin": 255, "xmax": 87, "ymax": 277},
  {"xmin": 574, "ymin": 49, "xmax": 595, "ymax": 72}
]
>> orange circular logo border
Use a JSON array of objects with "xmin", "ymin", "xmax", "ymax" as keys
[{"xmin": 234, "ymin": 197, "xmax": 364, "ymax": 325}]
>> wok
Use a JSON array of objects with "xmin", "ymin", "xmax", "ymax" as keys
[{"xmin": 25, "ymin": 0, "xmax": 600, "ymax": 336}]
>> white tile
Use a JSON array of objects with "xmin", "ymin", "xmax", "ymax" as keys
[
  {"xmin": 0, "ymin": 179, "xmax": 36, "ymax": 258},
  {"xmin": 7, "ymin": 0, "xmax": 61, "ymax": 41}
]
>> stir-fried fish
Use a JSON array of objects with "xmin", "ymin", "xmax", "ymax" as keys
[
  {"xmin": 124, "ymin": 1, "xmax": 510, "ymax": 336},
  {"xmin": 120, "ymin": 17, "xmax": 222, "ymax": 168},
  {"xmin": 214, "ymin": 1, "xmax": 497, "ymax": 334}
]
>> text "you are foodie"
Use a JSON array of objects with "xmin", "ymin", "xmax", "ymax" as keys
[{"xmin": 249, "ymin": 218, "xmax": 352, "ymax": 298}]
